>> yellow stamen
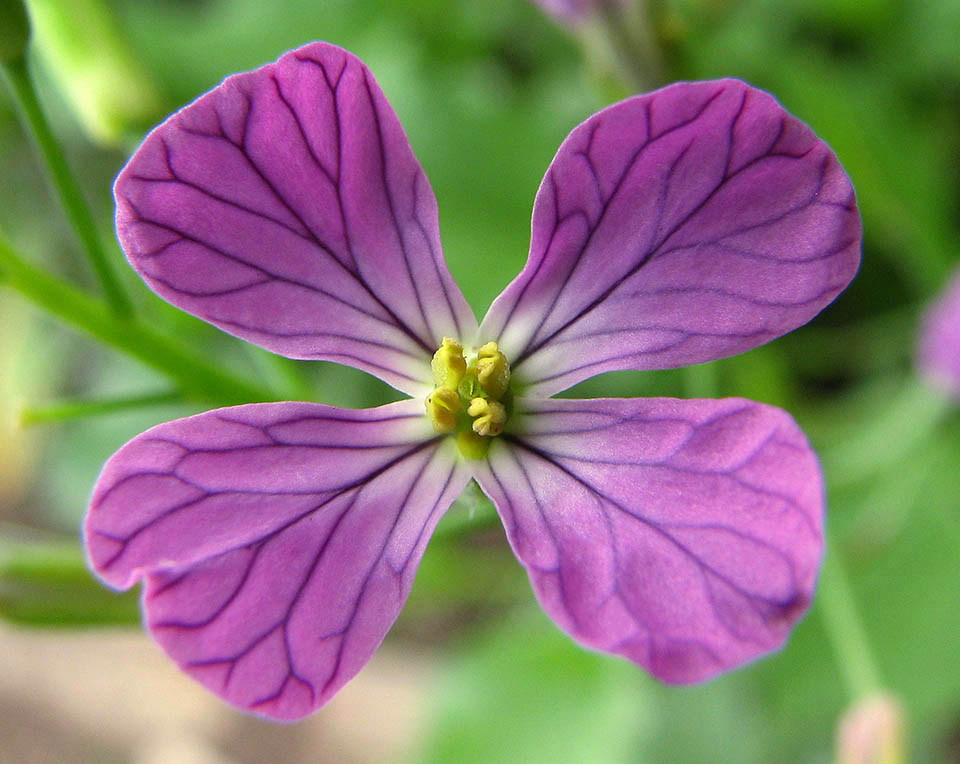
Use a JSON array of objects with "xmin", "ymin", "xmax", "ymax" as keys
[
  {"xmin": 424, "ymin": 338, "xmax": 513, "ymax": 453},
  {"xmin": 431, "ymin": 337, "xmax": 467, "ymax": 389},
  {"xmin": 425, "ymin": 386, "xmax": 459, "ymax": 433},
  {"xmin": 475, "ymin": 341, "xmax": 510, "ymax": 400},
  {"xmin": 467, "ymin": 397, "xmax": 506, "ymax": 437}
]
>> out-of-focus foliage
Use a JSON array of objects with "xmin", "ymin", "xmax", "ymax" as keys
[
  {"xmin": 0, "ymin": 0, "xmax": 30, "ymax": 63},
  {"xmin": 1, "ymin": 0, "xmax": 958, "ymax": 761},
  {"xmin": 0, "ymin": 537, "xmax": 138, "ymax": 626}
]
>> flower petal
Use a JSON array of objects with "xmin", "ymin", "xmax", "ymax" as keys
[
  {"xmin": 472, "ymin": 396, "xmax": 822, "ymax": 682},
  {"xmin": 85, "ymin": 399, "xmax": 471, "ymax": 719},
  {"xmin": 115, "ymin": 42, "xmax": 477, "ymax": 396},
  {"xmin": 917, "ymin": 266, "xmax": 960, "ymax": 398},
  {"xmin": 481, "ymin": 80, "xmax": 861, "ymax": 396}
]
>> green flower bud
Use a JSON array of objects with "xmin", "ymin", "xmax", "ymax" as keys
[{"xmin": 26, "ymin": 0, "xmax": 165, "ymax": 146}]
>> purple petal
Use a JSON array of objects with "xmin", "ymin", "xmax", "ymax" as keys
[
  {"xmin": 531, "ymin": 0, "xmax": 631, "ymax": 25},
  {"xmin": 85, "ymin": 399, "xmax": 470, "ymax": 719},
  {"xmin": 481, "ymin": 80, "xmax": 861, "ymax": 396},
  {"xmin": 472, "ymin": 396, "xmax": 822, "ymax": 682},
  {"xmin": 917, "ymin": 267, "xmax": 960, "ymax": 398},
  {"xmin": 115, "ymin": 42, "xmax": 476, "ymax": 396}
]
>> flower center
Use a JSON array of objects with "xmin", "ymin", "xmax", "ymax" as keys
[{"xmin": 424, "ymin": 337, "xmax": 512, "ymax": 458}]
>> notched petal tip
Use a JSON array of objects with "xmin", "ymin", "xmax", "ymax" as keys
[
  {"xmin": 114, "ymin": 40, "xmax": 475, "ymax": 397},
  {"xmin": 473, "ymin": 396, "xmax": 823, "ymax": 683},
  {"xmin": 84, "ymin": 399, "xmax": 470, "ymax": 719},
  {"xmin": 482, "ymin": 78, "xmax": 861, "ymax": 396}
]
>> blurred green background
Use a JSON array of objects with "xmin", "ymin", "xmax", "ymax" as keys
[{"xmin": 1, "ymin": 0, "xmax": 959, "ymax": 761}]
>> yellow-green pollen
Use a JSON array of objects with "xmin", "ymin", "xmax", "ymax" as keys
[{"xmin": 424, "ymin": 337, "xmax": 512, "ymax": 458}]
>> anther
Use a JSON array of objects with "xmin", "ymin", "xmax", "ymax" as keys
[
  {"xmin": 475, "ymin": 341, "xmax": 510, "ymax": 400},
  {"xmin": 425, "ymin": 386, "xmax": 459, "ymax": 433},
  {"xmin": 467, "ymin": 397, "xmax": 506, "ymax": 437},
  {"xmin": 431, "ymin": 337, "xmax": 467, "ymax": 389}
]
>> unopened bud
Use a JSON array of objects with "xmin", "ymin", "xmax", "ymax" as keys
[
  {"xmin": 836, "ymin": 692, "xmax": 905, "ymax": 764},
  {"xmin": 24, "ymin": 0, "xmax": 165, "ymax": 146}
]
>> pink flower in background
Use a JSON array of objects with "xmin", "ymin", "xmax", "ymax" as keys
[
  {"xmin": 531, "ymin": 0, "xmax": 634, "ymax": 25},
  {"xmin": 85, "ymin": 41, "xmax": 860, "ymax": 719},
  {"xmin": 531, "ymin": 0, "xmax": 629, "ymax": 25},
  {"xmin": 918, "ymin": 267, "xmax": 960, "ymax": 397},
  {"xmin": 532, "ymin": 0, "xmax": 594, "ymax": 24}
]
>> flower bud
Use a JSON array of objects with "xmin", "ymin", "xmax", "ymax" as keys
[
  {"xmin": 26, "ymin": 0, "xmax": 165, "ymax": 146},
  {"xmin": 836, "ymin": 692, "xmax": 905, "ymax": 764}
]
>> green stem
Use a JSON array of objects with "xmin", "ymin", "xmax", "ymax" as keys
[
  {"xmin": 0, "ymin": 235, "xmax": 276, "ymax": 405},
  {"xmin": 818, "ymin": 542, "xmax": 883, "ymax": 700},
  {"xmin": 1, "ymin": 54, "xmax": 132, "ymax": 316},
  {"xmin": 19, "ymin": 389, "xmax": 182, "ymax": 426},
  {"xmin": 0, "ymin": 532, "xmax": 140, "ymax": 627},
  {"xmin": 593, "ymin": 0, "xmax": 665, "ymax": 91}
]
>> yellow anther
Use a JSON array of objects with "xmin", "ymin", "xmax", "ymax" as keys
[
  {"xmin": 426, "ymin": 338, "xmax": 513, "ymax": 445},
  {"xmin": 475, "ymin": 341, "xmax": 510, "ymax": 400},
  {"xmin": 425, "ymin": 386, "xmax": 459, "ymax": 433},
  {"xmin": 431, "ymin": 337, "xmax": 467, "ymax": 389},
  {"xmin": 467, "ymin": 397, "xmax": 506, "ymax": 437}
]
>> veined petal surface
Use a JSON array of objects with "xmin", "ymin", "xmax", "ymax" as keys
[
  {"xmin": 481, "ymin": 79, "xmax": 861, "ymax": 396},
  {"xmin": 85, "ymin": 400, "xmax": 470, "ymax": 719},
  {"xmin": 472, "ymin": 396, "xmax": 822, "ymax": 682},
  {"xmin": 115, "ymin": 42, "xmax": 476, "ymax": 396}
]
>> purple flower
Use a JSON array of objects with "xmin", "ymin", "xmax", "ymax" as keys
[
  {"xmin": 530, "ymin": 0, "xmax": 629, "ymax": 26},
  {"xmin": 918, "ymin": 267, "xmax": 960, "ymax": 397},
  {"xmin": 85, "ymin": 41, "xmax": 861, "ymax": 720}
]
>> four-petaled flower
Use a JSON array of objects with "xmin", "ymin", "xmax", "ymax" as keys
[
  {"xmin": 85, "ymin": 41, "xmax": 861, "ymax": 720},
  {"xmin": 918, "ymin": 266, "xmax": 960, "ymax": 398}
]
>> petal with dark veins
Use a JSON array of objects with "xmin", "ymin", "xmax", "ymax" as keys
[
  {"xmin": 85, "ymin": 399, "xmax": 471, "ymax": 719},
  {"xmin": 472, "ymin": 396, "xmax": 822, "ymax": 682},
  {"xmin": 114, "ymin": 42, "xmax": 476, "ymax": 397},
  {"xmin": 481, "ymin": 79, "xmax": 860, "ymax": 396}
]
